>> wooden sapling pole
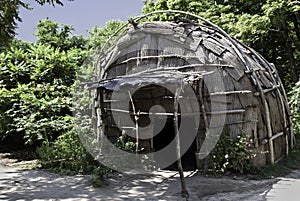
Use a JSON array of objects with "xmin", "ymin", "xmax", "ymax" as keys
[
  {"xmin": 97, "ymin": 89, "xmax": 105, "ymax": 161},
  {"xmin": 174, "ymin": 87, "xmax": 189, "ymax": 198},
  {"xmin": 248, "ymin": 68, "xmax": 275, "ymax": 165},
  {"xmin": 128, "ymin": 91, "xmax": 139, "ymax": 154},
  {"xmin": 198, "ymin": 79, "xmax": 209, "ymax": 172},
  {"xmin": 277, "ymin": 91, "xmax": 289, "ymax": 155}
]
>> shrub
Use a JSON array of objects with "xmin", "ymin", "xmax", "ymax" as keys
[
  {"xmin": 0, "ymin": 33, "xmax": 86, "ymax": 145},
  {"xmin": 289, "ymin": 80, "xmax": 300, "ymax": 134},
  {"xmin": 37, "ymin": 128, "xmax": 99, "ymax": 174},
  {"xmin": 208, "ymin": 129, "xmax": 255, "ymax": 174},
  {"xmin": 115, "ymin": 133, "xmax": 137, "ymax": 153}
]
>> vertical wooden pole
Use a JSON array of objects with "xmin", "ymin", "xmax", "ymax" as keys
[
  {"xmin": 251, "ymin": 71, "xmax": 275, "ymax": 165},
  {"xmin": 128, "ymin": 91, "xmax": 139, "ymax": 153},
  {"xmin": 277, "ymin": 91, "xmax": 289, "ymax": 156},
  {"xmin": 97, "ymin": 89, "xmax": 105, "ymax": 160},
  {"xmin": 259, "ymin": 62, "xmax": 291, "ymax": 155},
  {"xmin": 197, "ymin": 79, "xmax": 209, "ymax": 172},
  {"xmin": 174, "ymin": 88, "xmax": 189, "ymax": 198}
]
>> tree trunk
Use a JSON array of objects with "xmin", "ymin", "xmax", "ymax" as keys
[{"xmin": 282, "ymin": 21, "xmax": 298, "ymax": 83}]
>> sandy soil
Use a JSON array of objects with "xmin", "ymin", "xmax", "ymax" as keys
[{"xmin": 0, "ymin": 152, "xmax": 300, "ymax": 201}]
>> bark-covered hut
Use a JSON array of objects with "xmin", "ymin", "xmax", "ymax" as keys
[{"xmin": 92, "ymin": 10, "xmax": 294, "ymax": 171}]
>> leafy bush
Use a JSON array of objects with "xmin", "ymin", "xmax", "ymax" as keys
[
  {"xmin": 0, "ymin": 21, "xmax": 86, "ymax": 145},
  {"xmin": 37, "ymin": 128, "xmax": 99, "ymax": 174},
  {"xmin": 87, "ymin": 20, "xmax": 126, "ymax": 51},
  {"xmin": 0, "ymin": 18, "xmax": 133, "ymax": 178},
  {"xmin": 208, "ymin": 129, "xmax": 255, "ymax": 174},
  {"xmin": 36, "ymin": 19, "xmax": 86, "ymax": 52},
  {"xmin": 90, "ymin": 166, "xmax": 114, "ymax": 187},
  {"xmin": 115, "ymin": 133, "xmax": 137, "ymax": 153},
  {"xmin": 289, "ymin": 80, "xmax": 300, "ymax": 134}
]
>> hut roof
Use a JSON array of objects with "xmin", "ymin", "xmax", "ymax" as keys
[{"xmin": 97, "ymin": 19, "xmax": 278, "ymax": 93}]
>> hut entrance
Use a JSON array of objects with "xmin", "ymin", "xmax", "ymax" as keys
[
  {"xmin": 153, "ymin": 117, "xmax": 197, "ymax": 171},
  {"xmin": 130, "ymin": 84, "xmax": 198, "ymax": 171}
]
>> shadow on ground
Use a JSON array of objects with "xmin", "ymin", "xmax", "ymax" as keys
[
  {"xmin": 0, "ymin": 163, "xmax": 281, "ymax": 201},
  {"xmin": 2, "ymin": 146, "xmax": 299, "ymax": 201}
]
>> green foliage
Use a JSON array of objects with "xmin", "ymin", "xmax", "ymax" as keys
[
  {"xmin": 87, "ymin": 20, "xmax": 126, "ymax": 51},
  {"xmin": 0, "ymin": 0, "xmax": 29, "ymax": 47},
  {"xmin": 0, "ymin": 20, "xmax": 86, "ymax": 145},
  {"xmin": 289, "ymin": 80, "xmax": 300, "ymax": 134},
  {"xmin": 0, "ymin": 82, "xmax": 74, "ymax": 144},
  {"xmin": 115, "ymin": 133, "xmax": 137, "ymax": 153},
  {"xmin": 208, "ymin": 129, "xmax": 255, "ymax": 174},
  {"xmin": 0, "ymin": 0, "xmax": 74, "ymax": 48},
  {"xmin": 37, "ymin": 128, "xmax": 98, "ymax": 174},
  {"xmin": 36, "ymin": 19, "xmax": 86, "ymax": 51},
  {"xmin": 38, "ymin": 123, "xmax": 113, "ymax": 185},
  {"xmin": 0, "ymin": 18, "xmax": 129, "ymax": 178},
  {"xmin": 90, "ymin": 166, "xmax": 113, "ymax": 187}
]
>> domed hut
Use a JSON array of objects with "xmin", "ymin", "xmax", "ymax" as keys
[{"xmin": 91, "ymin": 10, "xmax": 294, "ymax": 170}]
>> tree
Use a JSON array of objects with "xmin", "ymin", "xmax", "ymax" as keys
[
  {"xmin": 142, "ymin": 0, "xmax": 300, "ymax": 88},
  {"xmin": 0, "ymin": 0, "xmax": 74, "ymax": 48},
  {"xmin": 0, "ymin": 19, "xmax": 85, "ymax": 145},
  {"xmin": 86, "ymin": 20, "xmax": 126, "ymax": 51},
  {"xmin": 289, "ymin": 80, "xmax": 300, "ymax": 134},
  {"xmin": 0, "ymin": 0, "xmax": 28, "ymax": 47},
  {"xmin": 262, "ymin": 0, "xmax": 300, "ymax": 85},
  {"xmin": 35, "ymin": 18, "xmax": 86, "ymax": 51},
  {"xmin": 0, "ymin": 17, "xmax": 124, "ymax": 173}
]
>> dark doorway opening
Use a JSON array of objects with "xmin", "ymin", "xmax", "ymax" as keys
[
  {"xmin": 153, "ymin": 117, "xmax": 197, "ymax": 171},
  {"xmin": 129, "ymin": 84, "xmax": 197, "ymax": 171}
]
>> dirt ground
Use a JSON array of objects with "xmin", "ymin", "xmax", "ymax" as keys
[{"xmin": 0, "ymin": 152, "xmax": 300, "ymax": 201}]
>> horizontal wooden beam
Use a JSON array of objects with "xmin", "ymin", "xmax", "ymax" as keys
[
  {"xmin": 270, "ymin": 131, "xmax": 284, "ymax": 141},
  {"xmin": 104, "ymin": 108, "xmax": 245, "ymax": 116},
  {"xmin": 261, "ymin": 129, "xmax": 289, "ymax": 145},
  {"xmin": 209, "ymin": 90, "xmax": 252, "ymax": 96},
  {"xmin": 254, "ymin": 85, "xmax": 280, "ymax": 96}
]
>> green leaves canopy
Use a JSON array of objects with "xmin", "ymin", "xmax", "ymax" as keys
[
  {"xmin": 0, "ymin": 16, "xmax": 123, "ymax": 146},
  {"xmin": 0, "ymin": 20, "xmax": 86, "ymax": 145},
  {"xmin": 0, "ymin": 0, "xmax": 74, "ymax": 48},
  {"xmin": 0, "ymin": 0, "xmax": 28, "ymax": 47},
  {"xmin": 36, "ymin": 19, "xmax": 86, "ymax": 51}
]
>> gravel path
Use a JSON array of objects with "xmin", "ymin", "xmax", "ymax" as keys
[{"xmin": 1, "ymin": 152, "xmax": 300, "ymax": 200}]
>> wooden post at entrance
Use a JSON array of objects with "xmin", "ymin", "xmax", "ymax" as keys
[
  {"xmin": 174, "ymin": 88, "xmax": 189, "ymax": 198},
  {"xmin": 128, "ymin": 91, "xmax": 139, "ymax": 154}
]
